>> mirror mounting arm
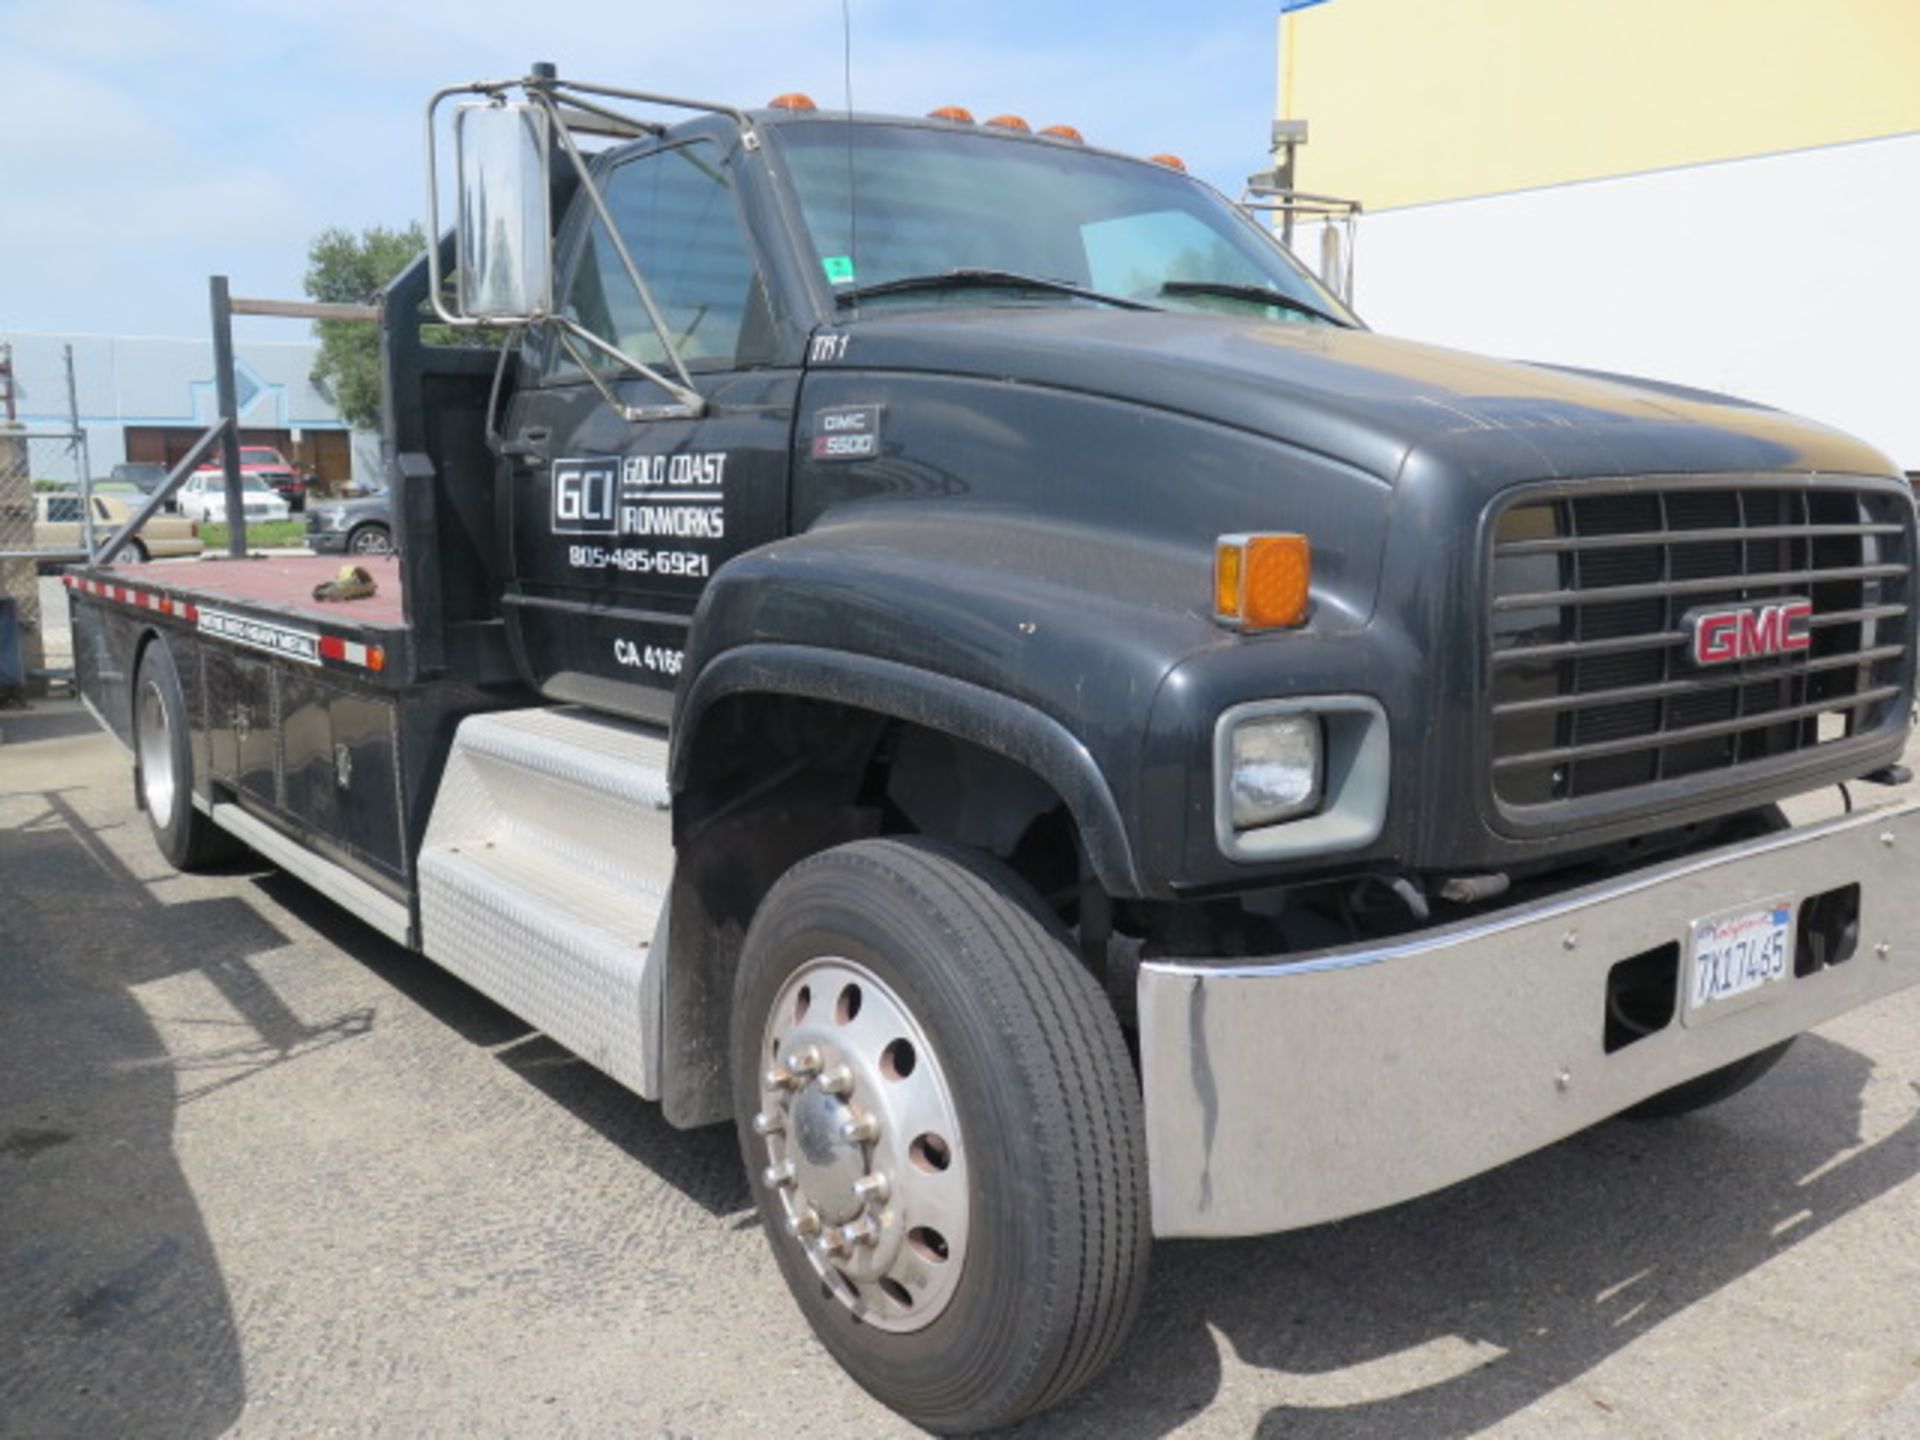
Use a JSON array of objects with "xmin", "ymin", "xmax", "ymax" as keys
[
  {"xmin": 531, "ymin": 90, "xmax": 704, "ymax": 407},
  {"xmin": 550, "ymin": 322, "xmax": 705, "ymax": 422}
]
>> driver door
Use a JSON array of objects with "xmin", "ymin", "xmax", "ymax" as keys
[{"xmin": 501, "ymin": 137, "xmax": 795, "ymax": 724}]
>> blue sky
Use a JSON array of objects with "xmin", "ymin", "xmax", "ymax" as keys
[{"xmin": 0, "ymin": 0, "xmax": 1282, "ymax": 339}]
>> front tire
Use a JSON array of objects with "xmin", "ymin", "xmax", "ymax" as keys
[
  {"xmin": 134, "ymin": 638, "xmax": 241, "ymax": 870},
  {"xmin": 733, "ymin": 838, "xmax": 1149, "ymax": 1434},
  {"xmin": 1624, "ymin": 1039, "xmax": 1795, "ymax": 1119},
  {"xmin": 348, "ymin": 523, "xmax": 392, "ymax": 556}
]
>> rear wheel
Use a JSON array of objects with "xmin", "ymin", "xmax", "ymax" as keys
[
  {"xmin": 134, "ymin": 639, "xmax": 241, "ymax": 870},
  {"xmin": 733, "ymin": 838, "xmax": 1150, "ymax": 1434}
]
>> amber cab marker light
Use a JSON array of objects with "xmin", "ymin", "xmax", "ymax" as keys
[
  {"xmin": 1214, "ymin": 533, "xmax": 1311, "ymax": 630},
  {"xmin": 928, "ymin": 105, "xmax": 976, "ymax": 123},
  {"xmin": 768, "ymin": 92, "xmax": 817, "ymax": 112},
  {"xmin": 1148, "ymin": 152, "xmax": 1187, "ymax": 171},
  {"xmin": 984, "ymin": 114, "xmax": 1031, "ymax": 132},
  {"xmin": 1040, "ymin": 124, "xmax": 1085, "ymax": 143}
]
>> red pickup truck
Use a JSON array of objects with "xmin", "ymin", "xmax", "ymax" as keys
[{"xmin": 192, "ymin": 445, "xmax": 310, "ymax": 512}]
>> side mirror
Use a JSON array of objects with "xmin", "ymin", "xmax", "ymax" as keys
[{"xmin": 448, "ymin": 100, "xmax": 553, "ymax": 322}]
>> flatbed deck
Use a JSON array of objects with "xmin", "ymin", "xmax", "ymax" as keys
[{"xmin": 87, "ymin": 554, "xmax": 406, "ymax": 629}]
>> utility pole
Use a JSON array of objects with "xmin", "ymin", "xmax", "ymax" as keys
[{"xmin": 66, "ymin": 345, "xmax": 94, "ymax": 559}]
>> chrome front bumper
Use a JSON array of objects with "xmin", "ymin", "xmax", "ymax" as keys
[{"xmin": 1137, "ymin": 801, "xmax": 1920, "ymax": 1238}]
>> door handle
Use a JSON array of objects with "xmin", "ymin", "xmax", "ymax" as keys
[{"xmin": 499, "ymin": 427, "xmax": 550, "ymax": 459}]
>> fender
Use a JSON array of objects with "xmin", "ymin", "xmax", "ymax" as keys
[{"xmin": 674, "ymin": 643, "xmax": 1143, "ymax": 895}]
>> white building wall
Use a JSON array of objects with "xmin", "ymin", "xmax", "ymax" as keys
[
  {"xmin": 0, "ymin": 330, "xmax": 364, "ymax": 476},
  {"xmin": 1298, "ymin": 132, "xmax": 1920, "ymax": 471}
]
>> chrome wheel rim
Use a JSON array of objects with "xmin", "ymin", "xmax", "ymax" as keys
[
  {"xmin": 755, "ymin": 957, "xmax": 969, "ymax": 1333},
  {"xmin": 350, "ymin": 528, "xmax": 391, "ymax": 555},
  {"xmin": 136, "ymin": 677, "xmax": 176, "ymax": 821}
]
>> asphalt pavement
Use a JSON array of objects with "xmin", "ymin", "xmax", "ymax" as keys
[{"xmin": 3, "ymin": 699, "xmax": 1918, "ymax": 1439}]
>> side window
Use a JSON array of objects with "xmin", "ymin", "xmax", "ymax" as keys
[
  {"xmin": 46, "ymin": 497, "xmax": 83, "ymax": 524},
  {"xmin": 556, "ymin": 140, "xmax": 760, "ymax": 376}
]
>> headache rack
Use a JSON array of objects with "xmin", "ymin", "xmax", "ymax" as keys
[{"xmin": 1484, "ymin": 475, "xmax": 1914, "ymax": 824}]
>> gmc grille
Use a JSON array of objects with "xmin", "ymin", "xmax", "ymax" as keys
[{"xmin": 1486, "ymin": 479, "xmax": 1913, "ymax": 815}]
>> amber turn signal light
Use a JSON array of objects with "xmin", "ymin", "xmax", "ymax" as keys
[
  {"xmin": 1148, "ymin": 152, "xmax": 1187, "ymax": 172},
  {"xmin": 927, "ymin": 105, "xmax": 976, "ymax": 123},
  {"xmin": 1214, "ymin": 533, "xmax": 1311, "ymax": 630},
  {"xmin": 984, "ymin": 114, "xmax": 1031, "ymax": 132},
  {"xmin": 768, "ymin": 92, "xmax": 818, "ymax": 112}
]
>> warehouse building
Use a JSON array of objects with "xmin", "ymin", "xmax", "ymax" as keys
[
  {"xmin": 0, "ymin": 330, "xmax": 368, "ymax": 490},
  {"xmin": 1275, "ymin": 0, "xmax": 1920, "ymax": 472}
]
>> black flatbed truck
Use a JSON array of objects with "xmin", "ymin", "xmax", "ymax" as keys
[{"xmin": 67, "ymin": 68, "xmax": 1920, "ymax": 1433}]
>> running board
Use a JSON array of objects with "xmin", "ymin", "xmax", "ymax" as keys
[{"xmin": 417, "ymin": 706, "xmax": 672, "ymax": 1100}]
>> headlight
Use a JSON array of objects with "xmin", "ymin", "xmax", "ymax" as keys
[
  {"xmin": 1212, "ymin": 697, "xmax": 1390, "ymax": 862},
  {"xmin": 1227, "ymin": 714, "xmax": 1323, "ymax": 829}
]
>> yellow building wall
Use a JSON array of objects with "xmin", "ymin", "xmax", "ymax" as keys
[{"xmin": 1278, "ymin": 0, "xmax": 1920, "ymax": 210}]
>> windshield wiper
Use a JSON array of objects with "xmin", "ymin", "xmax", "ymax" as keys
[
  {"xmin": 836, "ymin": 268, "xmax": 1159, "ymax": 311},
  {"xmin": 1158, "ymin": 280, "xmax": 1352, "ymax": 328}
]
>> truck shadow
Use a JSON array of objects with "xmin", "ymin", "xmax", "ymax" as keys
[
  {"xmin": 1032, "ymin": 1033, "xmax": 1920, "ymax": 1437},
  {"xmin": 0, "ymin": 788, "xmax": 306, "ymax": 1440},
  {"xmin": 251, "ymin": 871, "xmax": 752, "ymax": 1219}
]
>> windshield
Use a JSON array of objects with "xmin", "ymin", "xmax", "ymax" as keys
[
  {"xmin": 241, "ymin": 449, "xmax": 286, "ymax": 466},
  {"xmin": 775, "ymin": 121, "xmax": 1356, "ymax": 324}
]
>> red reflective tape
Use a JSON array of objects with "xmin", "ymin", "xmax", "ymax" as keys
[
  {"xmin": 318, "ymin": 635, "xmax": 346, "ymax": 662},
  {"xmin": 61, "ymin": 575, "xmax": 74, "ymax": 589},
  {"xmin": 183, "ymin": 603, "xmax": 198, "ymax": 623}
]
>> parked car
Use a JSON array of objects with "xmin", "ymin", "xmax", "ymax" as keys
[
  {"xmin": 174, "ymin": 472, "xmax": 291, "ymax": 526},
  {"xmin": 304, "ymin": 488, "xmax": 393, "ymax": 555},
  {"xmin": 34, "ymin": 492, "xmax": 203, "ymax": 566},
  {"xmin": 108, "ymin": 461, "xmax": 170, "ymax": 495},
  {"xmin": 192, "ymin": 446, "xmax": 309, "ymax": 511}
]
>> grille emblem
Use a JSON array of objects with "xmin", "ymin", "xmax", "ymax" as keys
[{"xmin": 1681, "ymin": 598, "xmax": 1813, "ymax": 667}]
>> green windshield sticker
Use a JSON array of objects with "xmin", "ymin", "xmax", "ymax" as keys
[{"xmin": 821, "ymin": 255, "xmax": 857, "ymax": 285}]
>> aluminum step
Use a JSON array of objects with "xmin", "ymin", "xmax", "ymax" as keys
[{"xmin": 418, "ymin": 706, "xmax": 673, "ymax": 1099}]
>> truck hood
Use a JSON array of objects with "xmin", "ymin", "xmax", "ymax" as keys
[{"xmin": 838, "ymin": 307, "xmax": 1896, "ymax": 484}]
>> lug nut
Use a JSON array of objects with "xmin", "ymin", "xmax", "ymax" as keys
[
  {"xmin": 763, "ymin": 1065, "xmax": 795, "ymax": 1092},
  {"xmin": 852, "ymin": 1173, "xmax": 891, "ymax": 1206},
  {"xmin": 787, "ymin": 1207, "xmax": 822, "ymax": 1239},
  {"xmin": 841, "ymin": 1215, "xmax": 881, "ymax": 1248},
  {"xmin": 762, "ymin": 1159, "xmax": 797, "ymax": 1189},
  {"xmin": 819, "ymin": 1063, "xmax": 855, "ymax": 1096},
  {"xmin": 816, "ymin": 1229, "xmax": 851, "ymax": 1259},
  {"xmin": 785, "ymin": 1045, "xmax": 822, "ymax": 1077},
  {"xmin": 752, "ymin": 1110, "xmax": 785, "ymax": 1136},
  {"xmin": 841, "ymin": 1111, "xmax": 880, "ymax": 1144}
]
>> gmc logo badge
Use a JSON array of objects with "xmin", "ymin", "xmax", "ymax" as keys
[{"xmin": 1682, "ymin": 598, "xmax": 1813, "ymax": 666}]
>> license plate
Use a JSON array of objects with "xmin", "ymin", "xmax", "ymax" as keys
[{"xmin": 1684, "ymin": 898, "xmax": 1795, "ymax": 1022}]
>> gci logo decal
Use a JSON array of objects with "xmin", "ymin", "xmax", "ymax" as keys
[
  {"xmin": 1682, "ymin": 597, "xmax": 1814, "ymax": 666},
  {"xmin": 552, "ymin": 457, "xmax": 619, "ymax": 535}
]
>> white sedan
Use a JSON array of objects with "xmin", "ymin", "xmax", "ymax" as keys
[{"xmin": 175, "ymin": 471, "xmax": 292, "ymax": 525}]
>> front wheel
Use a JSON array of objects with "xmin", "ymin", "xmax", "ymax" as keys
[
  {"xmin": 733, "ymin": 838, "xmax": 1150, "ymax": 1434},
  {"xmin": 1623, "ymin": 1039, "xmax": 1795, "ymax": 1119},
  {"xmin": 348, "ymin": 523, "xmax": 392, "ymax": 556}
]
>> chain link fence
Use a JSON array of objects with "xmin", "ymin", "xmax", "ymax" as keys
[{"xmin": 1, "ymin": 427, "xmax": 93, "ymax": 692}]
